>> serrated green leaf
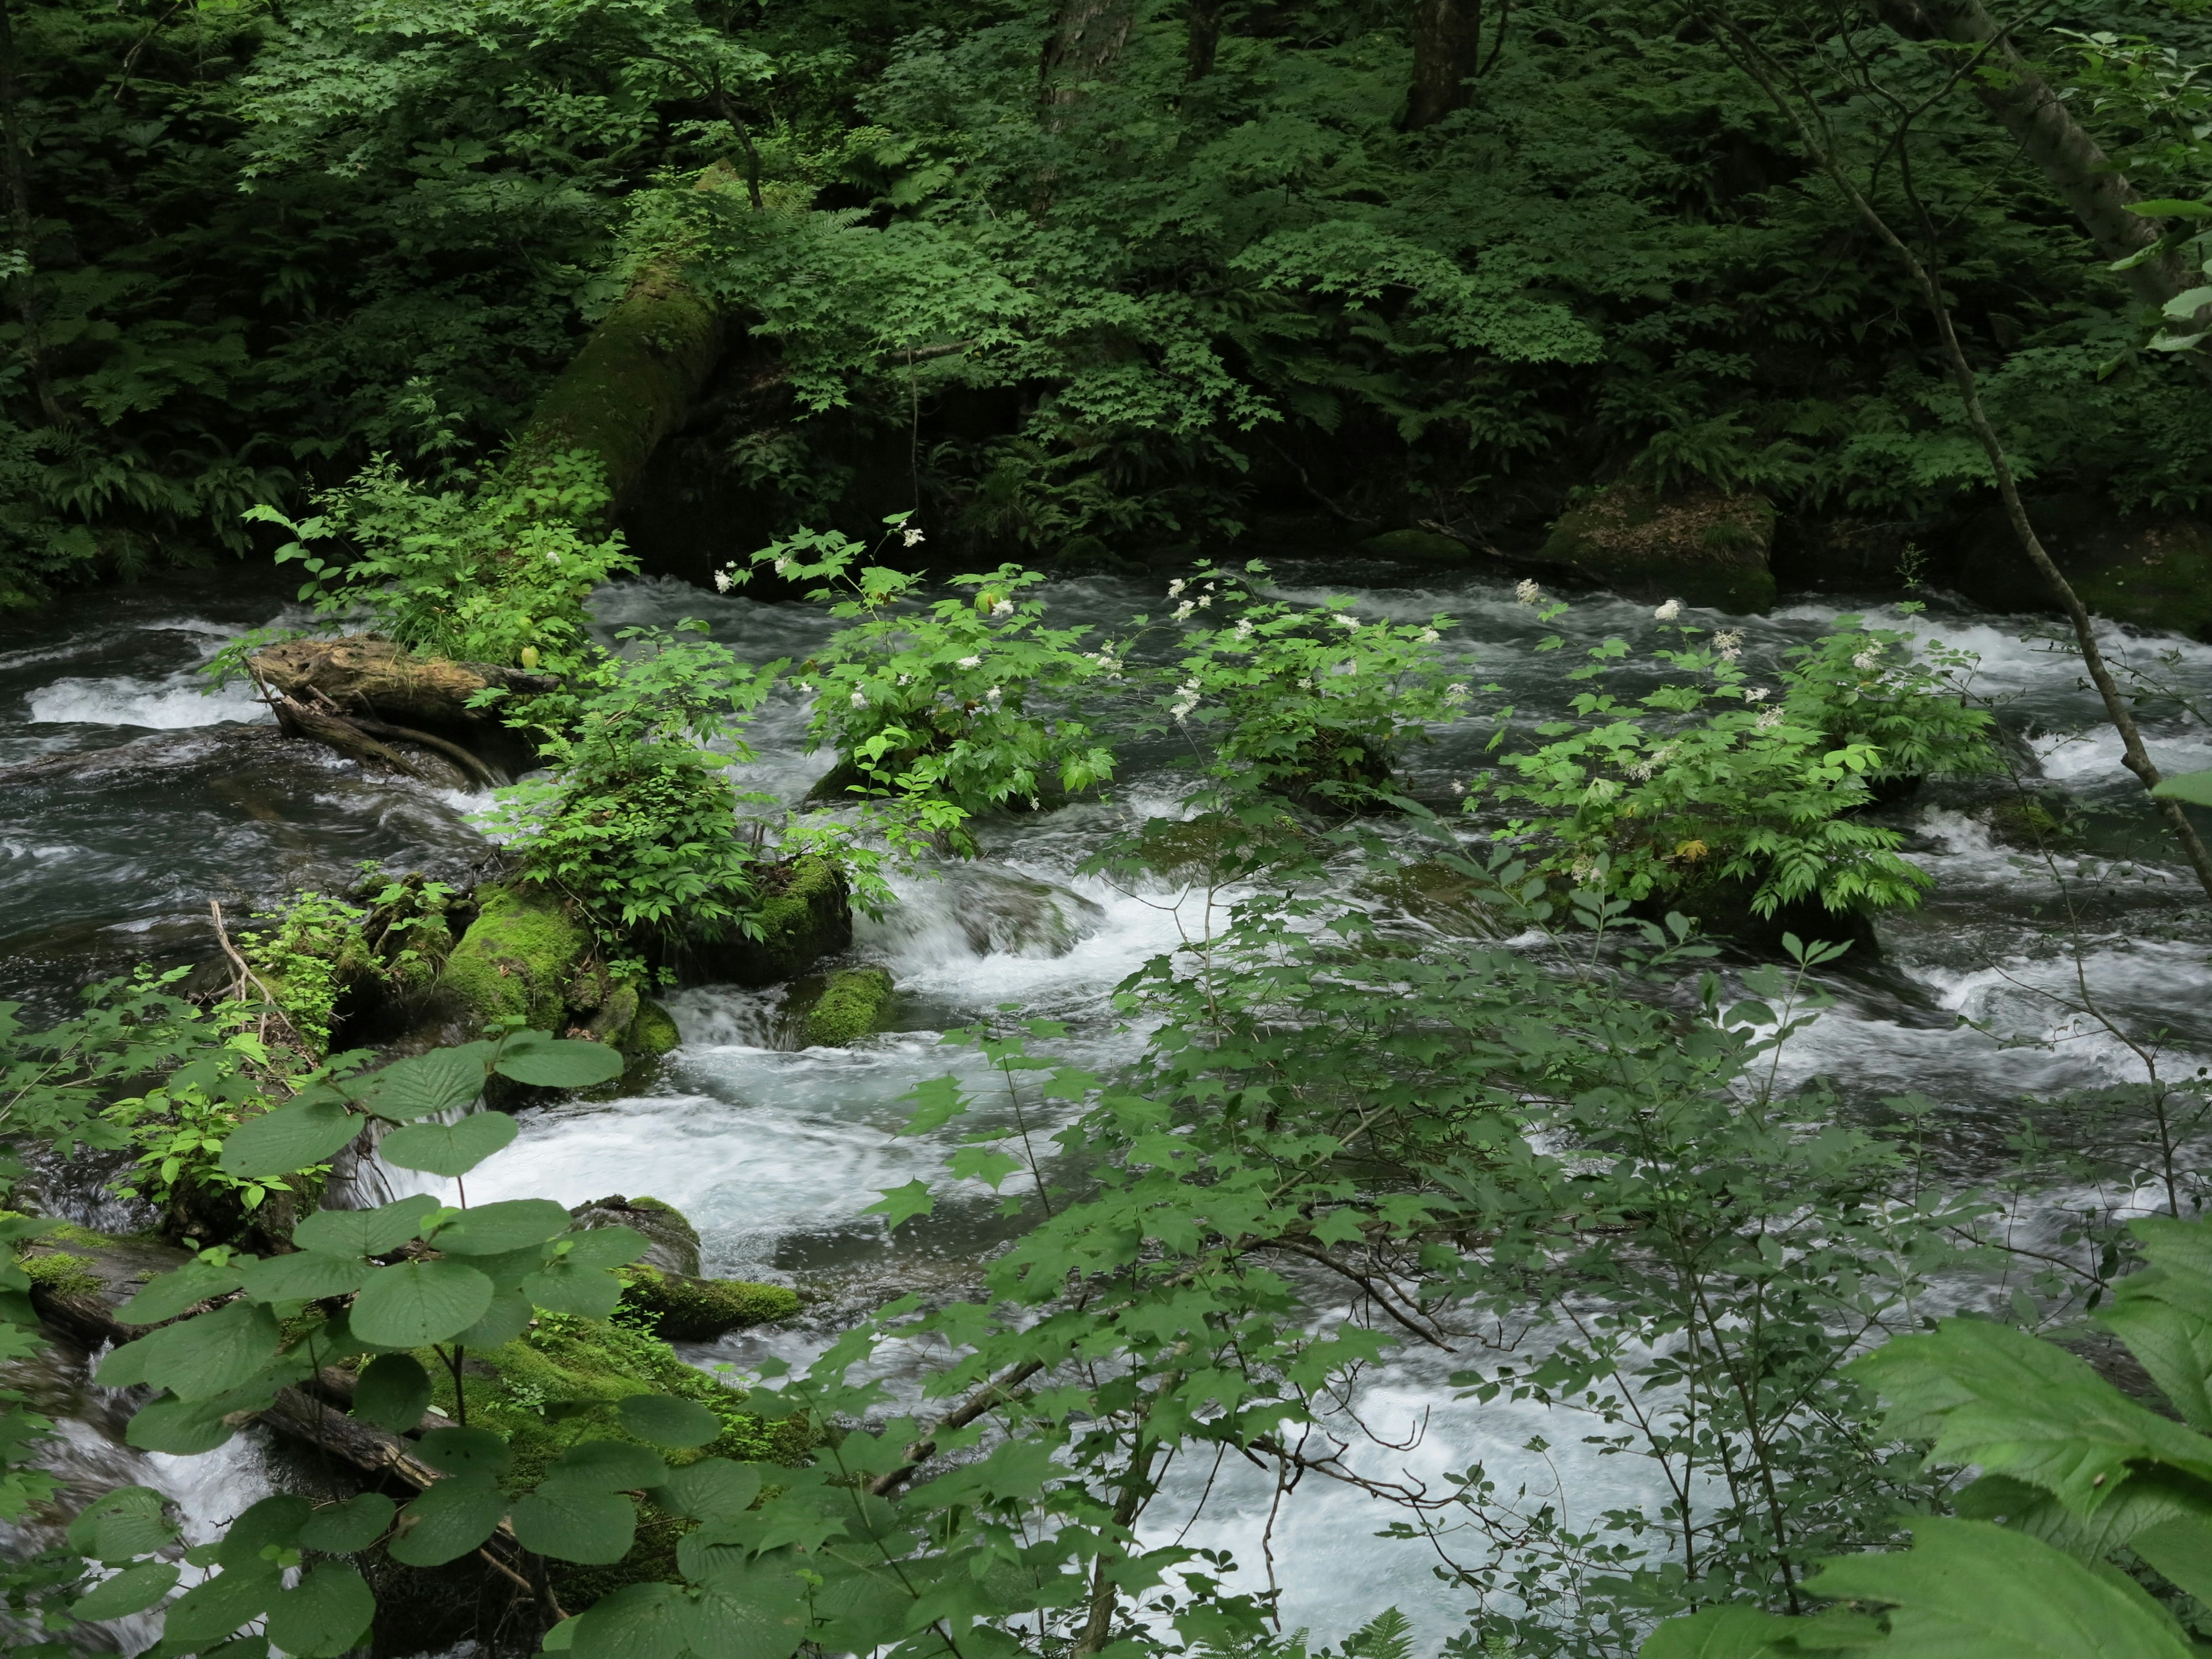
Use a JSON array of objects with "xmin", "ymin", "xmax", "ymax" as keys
[
  {"xmin": 2129, "ymin": 1516, "xmax": 2212, "ymax": 1607},
  {"xmin": 380, "ymin": 1110, "xmax": 518, "ymax": 1176},
  {"xmin": 2152, "ymin": 770, "xmax": 2212, "ymax": 808},
  {"xmin": 617, "ymin": 1393, "xmax": 721, "ymax": 1449},
  {"xmin": 680, "ymin": 1556, "xmax": 809, "ymax": 1659},
  {"xmin": 428, "ymin": 1198, "xmax": 571, "ymax": 1256},
  {"xmin": 291, "ymin": 1194, "xmax": 441, "ymax": 1259},
  {"xmin": 653, "ymin": 1459, "xmax": 762, "ymax": 1521},
  {"xmin": 348, "ymin": 1259, "xmax": 494, "ymax": 1347},
  {"xmin": 237, "ymin": 1251, "xmax": 371, "ymax": 1304},
  {"xmin": 351, "ymin": 1354, "xmax": 431, "ymax": 1433},
  {"xmin": 863, "ymin": 1178, "xmax": 933, "ymax": 1230},
  {"xmin": 511, "ymin": 1483, "xmax": 637, "ymax": 1564},
  {"xmin": 388, "ymin": 1474, "xmax": 506, "ymax": 1567},
  {"xmin": 115, "ymin": 1260, "xmax": 245, "ymax": 1326},
  {"xmin": 297, "ymin": 1493, "xmax": 397, "ymax": 1555},
  {"xmin": 71, "ymin": 1559, "xmax": 180, "ymax": 1622},
  {"xmin": 99, "ymin": 1298, "xmax": 281, "ymax": 1402},
  {"xmin": 67, "ymin": 1485, "xmax": 173, "ymax": 1563},
  {"xmin": 545, "ymin": 1439, "xmax": 668, "ymax": 1490},
  {"xmin": 494, "ymin": 1035, "xmax": 626, "ymax": 1089},
  {"xmin": 355, "ymin": 1043, "xmax": 495, "ymax": 1121},
  {"xmin": 263, "ymin": 1563, "xmax": 374, "ymax": 1658},
  {"xmin": 1806, "ymin": 1517, "xmax": 2195, "ymax": 1656},
  {"xmin": 218, "ymin": 1097, "xmax": 362, "ymax": 1180}
]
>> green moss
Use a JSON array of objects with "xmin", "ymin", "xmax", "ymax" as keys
[
  {"xmin": 619, "ymin": 1263, "xmax": 801, "ymax": 1340},
  {"xmin": 438, "ymin": 882, "xmax": 593, "ymax": 1032},
  {"xmin": 802, "ymin": 967, "xmax": 893, "ymax": 1048},
  {"xmin": 1, "ymin": 1212, "xmax": 131, "ymax": 1251},
  {"xmin": 18, "ymin": 1251, "xmax": 100, "ymax": 1298},
  {"xmin": 1358, "ymin": 527, "xmax": 1475, "ymax": 564},
  {"xmin": 1540, "ymin": 484, "xmax": 1777, "ymax": 612},
  {"xmin": 624, "ymin": 999, "xmax": 681, "ymax": 1059},
  {"xmin": 730, "ymin": 855, "xmax": 852, "ymax": 984}
]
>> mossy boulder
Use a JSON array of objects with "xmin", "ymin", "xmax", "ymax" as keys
[
  {"xmin": 1359, "ymin": 527, "xmax": 1478, "ymax": 564},
  {"xmin": 1540, "ymin": 483, "xmax": 1777, "ymax": 613},
  {"xmin": 800, "ymin": 967, "xmax": 895, "ymax": 1048},
  {"xmin": 1953, "ymin": 492, "xmax": 2212, "ymax": 641},
  {"xmin": 438, "ymin": 882, "xmax": 596, "ymax": 1033},
  {"xmin": 684, "ymin": 855, "xmax": 853, "ymax": 985},
  {"xmin": 17, "ymin": 1249, "xmax": 100, "ymax": 1299},
  {"xmin": 571, "ymin": 1194, "xmax": 702, "ymax": 1277},
  {"xmin": 619, "ymin": 1263, "xmax": 802, "ymax": 1340}
]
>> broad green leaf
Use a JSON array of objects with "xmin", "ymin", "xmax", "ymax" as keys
[
  {"xmin": 162, "ymin": 1567, "xmax": 278, "ymax": 1647},
  {"xmin": 352, "ymin": 1354, "xmax": 433, "ymax": 1433},
  {"xmin": 453, "ymin": 1289, "xmax": 533, "ymax": 1349},
  {"xmin": 297, "ymin": 1492, "xmax": 397, "ymax": 1555},
  {"xmin": 215, "ymin": 1494, "xmax": 310, "ymax": 1573},
  {"xmin": 459, "ymin": 1243, "xmax": 556, "ymax": 1289},
  {"xmin": 653, "ymin": 1459, "xmax": 762, "ymax": 1521},
  {"xmin": 863, "ymin": 1179, "xmax": 933, "ymax": 1230},
  {"xmin": 264, "ymin": 1563, "xmax": 375, "ymax": 1658},
  {"xmin": 1638, "ymin": 1607, "xmax": 1796, "ymax": 1658},
  {"xmin": 1806, "ymin": 1517, "xmax": 2195, "ymax": 1657},
  {"xmin": 558, "ymin": 1226, "xmax": 651, "ymax": 1271},
  {"xmin": 428, "ymin": 1198, "xmax": 572, "ymax": 1255},
  {"xmin": 681, "ymin": 1555, "xmax": 809, "ymax": 1659},
  {"xmin": 522, "ymin": 1259, "xmax": 623, "ymax": 1320},
  {"xmin": 115, "ymin": 1259, "xmax": 244, "ymax": 1325},
  {"xmin": 510, "ymin": 1483, "xmax": 637, "ymax": 1563},
  {"xmin": 2097, "ymin": 1289, "xmax": 2212, "ymax": 1431},
  {"xmin": 1955, "ymin": 1470, "xmax": 2212, "ymax": 1562},
  {"xmin": 237, "ymin": 1250, "xmax": 372, "ymax": 1304},
  {"xmin": 126, "ymin": 1388, "xmax": 262, "ymax": 1454},
  {"xmin": 2129, "ymin": 1516, "xmax": 2212, "ymax": 1607},
  {"xmin": 356, "ymin": 1043, "xmax": 494, "ymax": 1121},
  {"xmin": 2129, "ymin": 199, "xmax": 2212, "ymax": 218},
  {"xmin": 2151, "ymin": 770, "xmax": 2212, "ymax": 808},
  {"xmin": 545, "ymin": 1439, "xmax": 669, "ymax": 1490},
  {"xmin": 545, "ymin": 1615, "xmax": 580, "ymax": 1650},
  {"xmin": 418, "ymin": 1425, "xmax": 513, "ymax": 1476},
  {"xmin": 388, "ymin": 1473, "xmax": 506, "ymax": 1567},
  {"xmin": 618, "ymin": 1394, "xmax": 721, "ymax": 1449},
  {"xmin": 570, "ymin": 1581, "xmax": 687, "ymax": 1659},
  {"xmin": 71, "ymin": 1559, "xmax": 180, "ymax": 1622},
  {"xmin": 98, "ymin": 1298, "xmax": 281, "ymax": 1401},
  {"xmin": 218, "ymin": 1096, "xmax": 362, "ymax": 1180},
  {"xmin": 380, "ymin": 1110, "xmax": 518, "ymax": 1176},
  {"xmin": 348, "ymin": 1259, "xmax": 494, "ymax": 1347},
  {"xmin": 494, "ymin": 1034, "xmax": 627, "ymax": 1089},
  {"xmin": 292, "ymin": 1193, "xmax": 442, "ymax": 1258},
  {"xmin": 67, "ymin": 1485, "xmax": 174, "ymax": 1563}
]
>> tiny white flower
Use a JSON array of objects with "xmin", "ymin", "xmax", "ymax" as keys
[
  {"xmin": 986, "ymin": 687, "xmax": 1003, "ymax": 706},
  {"xmin": 774, "ymin": 558, "xmax": 789, "ymax": 576},
  {"xmin": 1029, "ymin": 796, "xmax": 1040, "ymax": 811},
  {"xmin": 546, "ymin": 552, "xmax": 561, "ymax": 565},
  {"xmin": 957, "ymin": 655, "xmax": 983, "ymax": 669},
  {"xmin": 903, "ymin": 527, "xmax": 925, "ymax": 547},
  {"xmin": 1745, "ymin": 686, "xmax": 1771, "ymax": 703},
  {"xmin": 896, "ymin": 673, "xmax": 911, "ymax": 685},
  {"xmin": 1234, "ymin": 618, "xmax": 1255, "ymax": 639},
  {"xmin": 1654, "ymin": 599, "xmax": 1681, "ymax": 622},
  {"xmin": 1853, "ymin": 648, "xmax": 1881, "ymax": 672},
  {"xmin": 797, "ymin": 682, "xmax": 813, "ymax": 694},
  {"xmin": 1756, "ymin": 707, "xmax": 1783, "ymax": 730},
  {"xmin": 1168, "ymin": 579, "xmax": 1187, "ymax": 599},
  {"xmin": 1514, "ymin": 579, "xmax": 1543, "ymax": 605},
  {"xmin": 850, "ymin": 690, "xmax": 867, "ymax": 708},
  {"xmin": 1334, "ymin": 612, "xmax": 1359, "ymax": 629},
  {"xmin": 1298, "ymin": 676, "xmax": 1316, "ymax": 690},
  {"xmin": 991, "ymin": 599, "xmax": 1016, "ymax": 619},
  {"xmin": 1445, "ymin": 682, "xmax": 1470, "ymax": 702},
  {"xmin": 1173, "ymin": 601, "xmax": 1195, "ymax": 621},
  {"xmin": 1418, "ymin": 627, "xmax": 1441, "ymax": 643},
  {"xmin": 1450, "ymin": 781, "xmax": 1466, "ymax": 796},
  {"xmin": 713, "ymin": 570, "xmax": 732, "ymax": 593},
  {"xmin": 1196, "ymin": 595, "xmax": 1211, "ymax": 609}
]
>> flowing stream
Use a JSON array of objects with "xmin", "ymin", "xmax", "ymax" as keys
[{"xmin": 6, "ymin": 557, "xmax": 2212, "ymax": 1650}]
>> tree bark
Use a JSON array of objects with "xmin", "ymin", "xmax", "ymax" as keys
[
  {"xmin": 0, "ymin": 0, "xmax": 65, "ymax": 428},
  {"xmin": 1861, "ymin": 0, "xmax": 2212, "ymax": 376},
  {"xmin": 1041, "ymin": 0, "xmax": 1138, "ymax": 111},
  {"xmin": 247, "ymin": 635, "xmax": 557, "ymax": 779},
  {"xmin": 1186, "ymin": 0, "xmax": 1224, "ymax": 79},
  {"xmin": 505, "ymin": 162, "xmax": 746, "ymax": 516},
  {"xmin": 1406, "ymin": 0, "xmax": 1490, "ymax": 129}
]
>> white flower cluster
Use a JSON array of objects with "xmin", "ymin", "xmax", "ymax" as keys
[
  {"xmin": 1084, "ymin": 648, "xmax": 1124, "ymax": 679},
  {"xmin": 1444, "ymin": 681, "xmax": 1470, "ymax": 703},
  {"xmin": 713, "ymin": 568, "xmax": 734, "ymax": 593},
  {"xmin": 991, "ymin": 599, "xmax": 1016, "ymax": 619},
  {"xmin": 1745, "ymin": 685, "xmax": 1770, "ymax": 703},
  {"xmin": 1450, "ymin": 780, "xmax": 1467, "ymax": 796},
  {"xmin": 986, "ymin": 687, "xmax": 1003, "ymax": 707},
  {"xmin": 1514, "ymin": 579, "xmax": 1544, "ymax": 605},
  {"xmin": 1852, "ymin": 645, "xmax": 1883, "ymax": 672},
  {"xmin": 774, "ymin": 558, "xmax": 790, "ymax": 577},
  {"xmin": 903, "ymin": 526, "xmax": 926, "ymax": 548},
  {"xmin": 1168, "ymin": 578, "xmax": 1187, "ymax": 599},
  {"xmin": 1713, "ymin": 628, "xmax": 1743, "ymax": 664},
  {"xmin": 850, "ymin": 691, "xmax": 867, "ymax": 709},
  {"xmin": 1626, "ymin": 743, "xmax": 1676, "ymax": 782},
  {"xmin": 545, "ymin": 551, "xmax": 561, "ymax": 566},
  {"xmin": 1654, "ymin": 599, "xmax": 1682, "ymax": 622},
  {"xmin": 957, "ymin": 655, "xmax": 983, "ymax": 669},
  {"xmin": 1333, "ymin": 612, "xmax": 1360, "ymax": 630},
  {"xmin": 1173, "ymin": 601, "xmax": 1195, "ymax": 621},
  {"xmin": 1418, "ymin": 627, "xmax": 1440, "ymax": 643},
  {"xmin": 1168, "ymin": 678, "xmax": 1202, "ymax": 722},
  {"xmin": 1756, "ymin": 706, "xmax": 1783, "ymax": 730},
  {"xmin": 1234, "ymin": 618, "xmax": 1255, "ymax": 639}
]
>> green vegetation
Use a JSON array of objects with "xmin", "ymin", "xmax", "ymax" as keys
[
  {"xmin": 801, "ymin": 967, "xmax": 894, "ymax": 1049},
  {"xmin": 617, "ymin": 1265, "xmax": 802, "ymax": 1340}
]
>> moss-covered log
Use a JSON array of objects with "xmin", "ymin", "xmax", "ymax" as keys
[
  {"xmin": 799, "ymin": 966, "xmax": 895, "ymax": 1048},
  {"xmin": 505, "ymin": 164, "xmax": 745, "ymax": 517}
]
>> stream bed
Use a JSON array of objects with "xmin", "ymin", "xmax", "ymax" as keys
[{"xmin": 6, "ymin": 558, "xmax": 2212, "ymax": 1650}]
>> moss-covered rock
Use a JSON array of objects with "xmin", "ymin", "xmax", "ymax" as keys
[
  {"xmin": 1540, "ymin": 483, "xmax": 1777, "ymax": 613},
  {"xmin": 438, "ymin": 882, "xmax": 595, "ymax": 1033},
  {"xmin": 801, "ymin": 967, "xmax": 894, "ymax": 1048},
  {"xmin": 1953, "ymin": 493, "xmax": 2212, "ymax": 641},
  {"xmin": 618, "ymin": 1263, "xmax": 802, "ymax": 1340},
  {"xmin": 17, "ymin": 1249, "xmax": 100, "ymax": 1298},
  {"xmin": 571, "ymin": 1195, "xmax": 702, "ymax": 1277},
  {"xmin": 686, "ymin": 855, "xmax": 853, "ymax": 986},
  {"xmin": 624, "ymin": 998, "xmax": 681, "ymax": 1059},
  {"xmin": 1359, "ymin": 527, "xmax": 1478, "ymax": 564}
]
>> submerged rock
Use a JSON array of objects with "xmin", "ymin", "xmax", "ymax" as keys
[
  {"xmin": 800, "ymin": 966, "xmax": 896, "ymax": 1048},
  {"xmin": 945, "ymin": 866, "xmax": 1104, "ymax": 956},
  {"xmin": 1540, "ymin": 483, "xmax": 1777, "ymax": 612}
]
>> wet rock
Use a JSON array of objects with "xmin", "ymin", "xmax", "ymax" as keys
[
  {"xmin": 1359, "ymin": 527, "xmax": 1478, "ymax": 565},
  {"xmin": 437, "ymin": 881, "xmax": 595, "ymax": 1034},
  {"xmin": 1540, "ymin": 483, "xmax": 1777, "ymax": 612},
  {"xmin": 1952, "ymin": 492, "xmax": 2212, "ymax": 641},
  {"xmin": 679, "ymin": 854, "xmax": 853, "ymax": 985},
  {"xmin": 569, "ymin": 1194, "xmax": 702, "ymax": 1277},
  {"xmin": 798, "ymin": 967, "xmax": 895, "ymax": 1048},
  {"xmin": 1366, "ymin": 859, "xmax": 1510, "ymax": 937},
  {"xmin": 617, "ymin": 1263, "xmax": 802, "ymax": 1339}
]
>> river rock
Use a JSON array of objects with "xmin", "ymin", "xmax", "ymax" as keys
[
  {"xmin": 1359, "ymin": 527, "xmax": 1478, "ymax": 565},
  {"xmin": 1540, "ymin": 483, "xmax": 1777, "ymax": 612},
  {"xmin": 799, "ymin": 966, "xmax": 895, "ymax": 1048},
  {"xmin": 1952, "ymin": 492, "xmax": 2212, "ymax": 641},
  {"xmin": 569, "ymin": 1194, "xmax": 702, "ymax": 1277},
  {"xmin": 680, "ymin": 854, "xmax": 853, "ymax": 985},
  {"xmin": 947, "ymin": 866, "xmax": 1104, "ymax": 956}
]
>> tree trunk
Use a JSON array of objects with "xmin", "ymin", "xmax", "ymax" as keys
[
  {"xmin": 1187, "ymin": 0, "xmax": 1224, "ymax": 79},
  {"xmin": 1405, "ymin": 0, "xmax": 1491, "ymax": 130},
  {"xmin": 504, "ymin": 162, "xmax": 747, "ymax": 516},
  {"xmin": 1041, "ymin": 0, "xmax": 1138, "ymax": 111},
  {"xmin": 1862, "ymin": 0, "xmax": 2212, "ymax": 378}
]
